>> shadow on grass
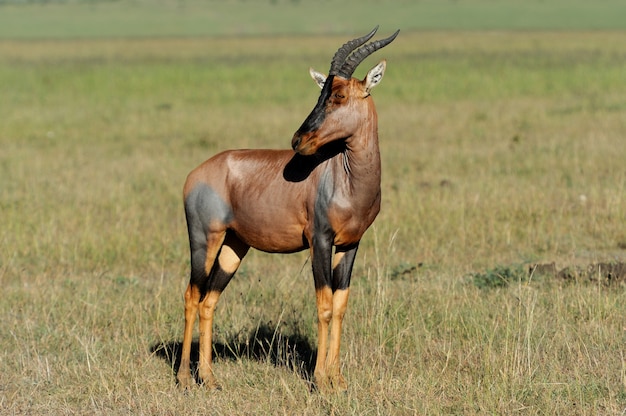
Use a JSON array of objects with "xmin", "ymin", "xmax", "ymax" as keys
[{"xmin": 151, "ymin": 322, "xmax": 316, "ymax": 386}]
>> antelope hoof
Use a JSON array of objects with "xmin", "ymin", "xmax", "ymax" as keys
[
  {"xmin": 177, "ymin": 372, "xmax": 195, "ymax": 390},
  {"xmin": 315, "ymin": 372, "xmax": 348, "ymax": 393},
  {"xmin": 201, "ymin": 378, "xmax": 222, "ymax": 391},
  {"xmin": 328, "ymin": 373, "xmax": 348, "ymax": 393},
  {"xmin": 199, "ymin": 371, "xmax": 222, "ymax": 391},
  {"xmin": 333, "ymin": 374, "xmax": 348, "ymax": 392}
]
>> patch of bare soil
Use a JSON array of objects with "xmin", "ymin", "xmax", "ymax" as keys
[{"xmin": 529, "ymin": 262, "xmax": 626, "ymax": 286}]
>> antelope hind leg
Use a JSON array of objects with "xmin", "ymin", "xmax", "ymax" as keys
[
  {"xmin": 197, "ymin": 233, "xmax": 248, "ymax": 389},
  {"xmin": 198, "ymin": 290, "xmax": 222, "ymax": 389},
  {"xmin": 177, "ymin": 283, "xmax": 200, "ymax": 389}
]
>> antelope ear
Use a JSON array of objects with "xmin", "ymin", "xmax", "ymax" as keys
[
  {"xmin": 364, "ymin": 60, "xmax": 386, "ymax": 93},
  {"xmin": 309, "ymin": 67, "xmax": 327, "ymax": 89}
]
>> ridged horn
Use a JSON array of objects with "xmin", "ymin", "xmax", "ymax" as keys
[
  {"xmin": 328, "ymin": 26, "xmax": 379, "ymax": 76},
  {"xmin": 338, "ymin": 29, "xmax": 400, "ymax": 79}
]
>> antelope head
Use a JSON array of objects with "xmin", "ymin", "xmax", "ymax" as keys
[{"xmin": 291, "ymin": 26, "xmax": 400, "ymax": 156}]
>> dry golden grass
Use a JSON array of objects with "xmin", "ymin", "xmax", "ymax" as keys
[{"xmin": 1, "ymin": 32, "xmax": 625, "ymax": 414}]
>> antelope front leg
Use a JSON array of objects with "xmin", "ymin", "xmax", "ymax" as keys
[
  {"xmin": 312, "ymin": 242, "xmax": 358, "ymax": 392},
  {"xmin": 311, "ymin": 235, "xmax": 335, "ymax": 391},
  {"xmin": 326, "ymin": 288, "xmax": 350, "ymax": 390},
  {"xmin": 314, "ymin": 286, "xmax": 333, "ymax": 388},
  {"xmin": 326, "ymin": 244, "xmax": 359, "ymax": 391}
]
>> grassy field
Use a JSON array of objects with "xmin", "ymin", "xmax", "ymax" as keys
[
  {"xmin": 1, "ymin": 4, "xmax": 626, "ymax": 414},
  {"xmin": 2, "ymin": 0, "xmax": 626, "ymax": 39}
]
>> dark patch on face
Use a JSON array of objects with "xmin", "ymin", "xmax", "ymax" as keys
[{"xmin": 292, "ymin": 75, "xmax": 335, "ymax": 150}]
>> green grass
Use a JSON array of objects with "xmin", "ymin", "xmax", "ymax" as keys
[
  {"xmin": 1, "ymin": 29, "xmax": 626, "ymax": 414},
  {"xmin": 2, "ymin": 0, "xmax": 626, "ymax": 39}
]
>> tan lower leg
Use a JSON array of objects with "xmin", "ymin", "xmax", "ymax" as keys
[
  {"xmin": 314, "ymin": 287, "xmax": 333, "ymax": 385},
  {"xmin": 178, "ymin": 284, "xmax": 200, "ymax": 388},
  {"xmin": 327, "ymin": 288, "xmax": 349, "ymax": 389},
  {"xmin": 198, "ymin": 290, "xmax": 221, "ymax": 388}
]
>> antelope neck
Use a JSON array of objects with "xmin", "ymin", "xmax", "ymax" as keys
[{"xmin": 327, "ymin": 109, "xmax": 381, "ymax": 205}]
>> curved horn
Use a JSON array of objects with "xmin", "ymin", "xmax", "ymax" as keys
[
  {"xmin": 329, "ymin": 26, "xmax": 379, "ymax": 76},
  {"xmin": 338, "ymin": 29, "xmax": 400, "ymax": 79}
]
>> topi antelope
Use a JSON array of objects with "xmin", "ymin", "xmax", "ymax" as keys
[{"xmin": 177, "ymin": 26, "xmax": 399, "ymax": 391}]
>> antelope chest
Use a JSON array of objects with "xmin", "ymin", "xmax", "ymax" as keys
[
  {"xmin": 332, "ymin": 201, "xmax": 380, "ymax": 246},
  {"xmin": 310, "ymin": 193, "xmax": 379, "ymax": 247},
  {"xmin": 311, "ymin": 165, "xmax": 381, "ymax": 247}
]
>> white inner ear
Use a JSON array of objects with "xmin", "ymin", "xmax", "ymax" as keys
[
  {"xmin": 309, "ymin": 67, "xmax": 327, "ymax": 89},
  {"xmin": 364, "ymin": 60, "xmax": 387, "ymax": 93}
]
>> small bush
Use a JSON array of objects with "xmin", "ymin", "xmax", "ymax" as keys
[{"xmin": 471, "ymin": 264, "xmax": 527, "ymax": 289}]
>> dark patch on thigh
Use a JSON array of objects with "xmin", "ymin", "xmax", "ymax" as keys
[
  {"xmin": 184, "ymin": 183, "xmax": 234, "ymax": 285},
  {"xmin": 185, "ymin": 183, "xmax": 233, "ymax": 234}
]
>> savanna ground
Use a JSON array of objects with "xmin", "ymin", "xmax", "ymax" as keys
[{"xmin": 1, "ymin": 1, "xmax": 626, "ymax": 414}]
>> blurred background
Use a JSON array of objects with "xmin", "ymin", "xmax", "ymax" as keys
[{"xmin": 1, "ymin": 0, "xmax": 626, "ymax": 39}]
